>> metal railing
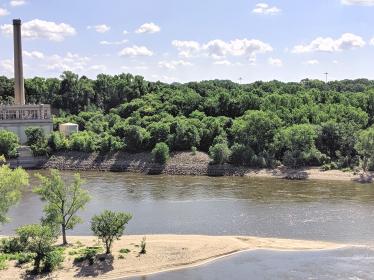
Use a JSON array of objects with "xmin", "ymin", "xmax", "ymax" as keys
[{"xmin": 0, "ymin": 104, "xmax": 51, "ymax": 121}]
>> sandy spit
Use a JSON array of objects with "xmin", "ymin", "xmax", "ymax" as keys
[{"xmin": 0, "ymin": 235, "xmax": 346, "ymax": 280}]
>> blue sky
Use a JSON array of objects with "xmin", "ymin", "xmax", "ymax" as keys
[{"xmin": 0, "ymin": 0, "xmax": 374, "ymax": 83}]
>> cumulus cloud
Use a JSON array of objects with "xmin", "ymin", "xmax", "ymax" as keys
[
  {"xmin": 100, "ymin": 39, "xmax": 128, "ymax": 46},
  {"xmin": 252, "ymin": 3, "xmax": 281, "ymax": 15},
  {"xmin": 10, "ymin": 0, "xmax": 26, "ymax": 6},
  {"xmin": 90, "ymin": 64, "xmax": 106, "ymax": 72},
  {"xmin": 305, "ymin": 59, "xmax": 319, "ymax": 65},
  {"xmin": 23, "ymin": 50, "xmax": 44, "ymax": 59},
  {"xmin": 46, "ymin": 52, "xmax": 90, "ymax": 72},
  {"xmin": 292, "ymin": 33, "xmax": 365, "ymax": 53},
  {"xmin": 0, "ymin": 59, "xmax": 13, "ymax": 74},
  {"xmin": 119, "ymin": 45, "xmax": 154, "ymax": 57},
  {"xmin": 172, "ymin": 40, "xmax": 201, "ymax": 58},
  {"xmin": 213, "ymin": 60, "xmax": 232, "ymax": 65},
  {"xmin": 123, "ymin": 30, "xmax": 129, "ymax": 35},
  {"xmin": 0, "ymin": 8, "xmax": 9, "ymax": 16},
  {"xmin": 0, "ymin": 19, "xmax": 76, "ymax": 41},
  {"xmin": 87, "ymin": 24, "xmax": 111, "ymax": 33},
  {"xmin": 135, "ymin": 22, "xmax": 161, "ymax": 34},
  {"xmin": 172, "ymin": 38, "xmax": 273, "ymax": 60},
  {"xmin": 370, "ymin": 38, "xmax": 374, "ymax": 45},
  {"xmin": 341, "ymin": 0, "xmax": 374, "ymax": 5},
  {"xmin": 268, "ymin": 57, "xmax": 283, "ymax": 66},
  {"xmin": 158, "ymin": 60, "xmax": 192, "ymax": 70}
]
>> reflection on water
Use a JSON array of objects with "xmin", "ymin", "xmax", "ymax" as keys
[
  {"xmin": 3, "ymin": 171, "xmax": 374, "ymax": 244},
  {"xmin": 132, "ymin": 247, "xmax": 374, "ymax": 280}
]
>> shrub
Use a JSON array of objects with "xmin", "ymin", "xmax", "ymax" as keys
[
  {"xmin": 119, "ymin": 248, "xmax": 130, "ymax": 254},
  {"xmin": 69, "ymin": 131, "xmax": 98, "ymax": 152},
  {"xmin": 25, "ymin": 127, "xmax": 49, "ymax": 156},
  {"xmin": 0, "ymin": 254, "xmax": 7, "ymax": 270},
  {"xmin": 0, "ymin": 237, "xmax": 24, "ymax": 254},
  {"xmin": 209, "ymin": 143, "xmax": 231, "ymax": 165},
  {"xmin": 0, "ymin": 130, "xmax": 19, "ymax": 158},
  {"xmin": 191, "ymin": 146, "xmax": 197, "ymax": 155},
  {"xmin": 48, "ymin": 131, "xmax": 69, "ymax": 151},
  {"xmin": 91, "ymin": 210, "xmax": 132, "ymax": 254},
  {"xmin": 139, "ymin": 237, "xmax": 146, "ymax": 255},
  {"xmin": 43, "ymin": 248, "xmax": 64, "ymax": 272},
  {"xmin": 73, "ymin": 247, "xmax": 102, "ymax": 265},
  {"xmin": 152, "ymin": 142, "xmax": 170, "ymax": 164},
  {"xmin": 230, "ymin": 144, "xmax": 254, "ymax": 166},
  {"xmin": 15, "ymin": 252, "xmax": 35, "ymax": 265},
  {"xmin": 99, "ymin": 133, "xmax": 124, "ymax": 152}
]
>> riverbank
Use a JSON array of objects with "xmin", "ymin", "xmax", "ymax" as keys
[
  {"xmin": 38, "ymin": 151, "xmax": 374, "ymax": 183},
  {"xmin": 0, "ymin": 235, "xmax": 345, "ymax": 280}
]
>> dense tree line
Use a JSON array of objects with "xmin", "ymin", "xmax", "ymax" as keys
[{"xmin": 2, "ymin": 72, "xmax": 374, "ymax": 170}]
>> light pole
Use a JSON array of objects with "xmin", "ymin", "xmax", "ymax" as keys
[{"xmin": 323, "ymin": 72, "xmax": 328, "ymax": 83}]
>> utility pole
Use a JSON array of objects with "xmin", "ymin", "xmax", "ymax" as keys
[
  {"xmin": 323, "ymin": 72, "xmax": 328, "ymax": 83},
  {"xmin": 238, "ymin": 77, "xmax": 243, "ymax": 84}
]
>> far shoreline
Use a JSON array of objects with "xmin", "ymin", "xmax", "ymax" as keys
[{"xmin": 11, "ymin": 150, "xmax": 374, "ymax": 184}]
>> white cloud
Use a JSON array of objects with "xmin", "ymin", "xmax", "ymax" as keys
[
  {"xmin": 0, "ymin": 8, "xmax": 9, "ymax": 16},
  {"xmin": 23, "ymin": 50, "xmax": 44, "ymax": 59},
  {"xmin": 292, "ymin": 33, "xmax": 366, "ymax": 53},
  {"xmin": 268, "ymin": 57, "xmax": 283, "ymax": 66},
  {"xmin": 45, "ymin": 52, "xmax": 90, "ymax": 72},
  {"xmin": 172, "ymin": 38, "xmax": 273, "ymax": 60},
  {"xmin": 119, "ymin": 45, "xmax": 154, "ymax": 57},
  {"xmin": 0, "ymin": 19, "xmax": 76, "ymax": 41},
  {"xmin": 158, "ymin": 60, "xmax": 192, "ymax": 70},
  {"xmin": 87, "ymin": 24, "xmax": 111, "ymax": 33},
  {"xmin": 306, "ymin": 59, "xmax": 319, "ymax": 65},
  {"xmin": 100, "ymin": 39, "xmax": 128, "ymax": 46},
  {"xmin": 90, "ymin": 64, "xmax": 106, "ymax": 72},
  {"xmin": 10, "ymin": 0, "xmax": 26, "ymax": 6},
  {"xmin": 370, "ymin": 37, "xmax": 374, "ymax": 45},
  {"xmin": 0, "ymin": 59, "xmax": 13, "ymax": 74},
  {"xmin": 172, "ymin": 40, "xmax": 201, "ymax": 58},
  {"xmin": 151, "ymin": 74, "xmax": 178, "ymax": 83},
  {"xmin": 252, "ymin": 3, "xmax": 281, "ymax": 15},
  {"xmin": 123, "ymin": 30, "xmax": 129, "ymax": 35},
  {"xmin": 341, "ymin": 0, "xmax": 374, "ymax": 5},
  {"xmin": 135, "ymin": 22, "xmax": 161, "ymax": 34},
  {"xmin": 214, "ymin": 60, "xmax": 232, "ymax": 65}
]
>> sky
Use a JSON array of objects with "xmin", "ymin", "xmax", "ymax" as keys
[{"xmin": 0, "ymin": 0, "xmax": 374, "ymax": 83}]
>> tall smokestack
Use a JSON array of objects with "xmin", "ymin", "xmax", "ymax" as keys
[{"xmin": 13, "ymin": 19, "xmax": 25, "ymax": 105}]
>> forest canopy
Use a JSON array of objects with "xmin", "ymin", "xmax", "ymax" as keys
[{"xmin": 2, "ymin": 72, "xmax": 374, "ymax": 170}]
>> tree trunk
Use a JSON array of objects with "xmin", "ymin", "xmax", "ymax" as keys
[{"xmin": 62, "ymin": 224, "xmax": 67, "ymax": 245}]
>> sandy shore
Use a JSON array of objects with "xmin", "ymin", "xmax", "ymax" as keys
[{"xmin": 0, "ymin": 235, "xmax": 346, "ymax": 280}]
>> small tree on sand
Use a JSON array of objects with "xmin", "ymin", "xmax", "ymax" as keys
[
  {"xmin": 91, "ymin": 210, "xmax": 132, "ymax": 254},
  {"xmin": 16, "ymin": 224, "xmax": 56, "ymax": 273},
  {"xmin": 34, "ymin": 169, "xmax": 91, "ymax": 245},
  {"xmin": 0, "ymin": 158, "xmax": 29, "ymax": 224}
]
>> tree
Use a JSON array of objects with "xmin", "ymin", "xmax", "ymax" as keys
[
  {"xmin": 355, "ymin": 128, "xmax": 374, "ymax": 171},
  {"xmin": 34, "ymin": 169, "xmax": 90, "ymax": 245},
  {"xmin": 0, "ymin": 162, "xmax": 29, "ymax": 223},
  {"xmin": 152, "ymin": 142, "xmax": 170, "ymax": 164},
  {"xmin": 16, "ymin": 224, "xmax": 57, "ymax": 273},
  {"xmin": 0, "ymin": 130, "xmax": 19, "ymax": 158},
  {"xmin": 91, "ymin": 210, "xmax": 132, "ymax": 254},
  {"xmin": 209, "ymin": 143, "xmax": 231, "ymax": 165},
  {"xmin": 25, "ymin": 127, "xmax": 48, "ymax": 156}
]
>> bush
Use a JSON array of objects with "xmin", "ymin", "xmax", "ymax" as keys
[
  {"xmin": 139, "ymin": 237, "xmax": 146, "ymax": 254},
  {"xmin": 119, "ymin": 248, "xmax": 130, "ymax": 254},
  {"xmin": 91, "ymin": 210, "xmax": 132, "ymax": 254},
  {"xmin": 25, "ymin": 127, "xmax": 49, "ymax": 156},
  {"xmin": 191, "ymin": 146, "xmax": 197, "ymax": 155},
  {"xmin": 152, "ymin": 142, "xmax": 170, "ymax": 164},
  {"xmin": 230, "ymin": 144, "xmax": 254, "ymax": 166},
  {"xmin": 15, "ymin": 252, "xmax": 34, "ymax": 265},
  {"xmin": 0, "ymin": 254, "xmax": 7, "ymax": 270},
  {"xmin": 69, "ymin": 131, "xmax": 98, "ymax": 152},
  {"xmin": 73, "ymin": 247, "xmax": 102, "ymax": 265},
  {"xmin": 209, "ymin": 143, "xmax": 231, "ymax": 165},
  {"xmin": 0, "ymin": 237, "xmax": 24, "ymax": 254},
  {"xmin": 48, "ymin": 132, "xmax": 69, "ymax": 151},
  {"xmin": 0, "ymin": 130, "xmax": 19, "ymax": 158},
  {"xmin": 43, "ymin": 248, "xmax": 64, "ymax": 272}
]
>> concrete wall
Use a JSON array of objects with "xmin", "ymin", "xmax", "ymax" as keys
[{"xmin": 0, "ymin": 120, "xmax": 53, "ymax": 144}]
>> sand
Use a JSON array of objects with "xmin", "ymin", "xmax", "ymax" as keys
[{"xmin": 0, "ymin": 235, "xmax": 346, "ymax": 279}]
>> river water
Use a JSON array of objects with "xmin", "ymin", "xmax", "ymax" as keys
[
  {"xmin": 3, "ymin": 171, "xmax": 374, "ymax": 244},
  {"xmin": 3, "ymin": 171, "xmax": 374, "ymax": 279}
]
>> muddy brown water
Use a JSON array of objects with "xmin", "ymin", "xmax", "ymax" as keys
[{"xmin": 2, "ymin": 171, "xmax": 374, "ymax": 245}]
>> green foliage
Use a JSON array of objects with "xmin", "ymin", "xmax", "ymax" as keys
[
  {"xmin": 34, "ymin": 169, "xmax": 90, "ymax": 245},
  {"xmin": 0, "ymin": 165, "xmax": 29, "ymax": 224},
  {"xmin": 209, "ymin": 143, "xmax": 231, "ymax": 165},
  {"xmin": 91, "ymin": 210, "xmax": 132, "ymax": 254},
  {"xmin": 25, "ymin": 127, "xmax": 49, "ymax": 156},
  {"xmin": 191, "ymin": 146, "xmax": 197, "ymax": 155},
  {"xmin": 0, "ymin": 130, "xmax": 19, "ymax": 158},
  {"xmin": 48, "ymin": 131, "xmax": 69, "ymax": 151},
  {"xmin": 0, "ymin": 237, "xmax": 24, "ymax": 254},
  {"xmin": 73, "ymin": 247, "xmax": 102, "ymax": 265},
  {"xmin": 119, "ymin": 248, "xmax": 130, "ymax": 254},
  {"xmin": 152, "ymin": 142, "xmax": 170, "ymax": 164},
  {"xmin": 0, "ymin": 254, "xmax": 7, "ymax": 270},
  {"xmin": 355, "ymin": 128, "xmax": 374, "ymax": 171},
  {"xmin": 43, "ymin": 248, "xmax": 64, "ymax": 272},
  {"xmin": 69, "ymin": 131, "xmax": 98, "ymax": 152},
  {"xmin": 16, "ymin": 224, "xmax": 57, "ymax": 273},
  {"xmin": 139, "ymin": 236, "xmax": 146, "ymax": 255}
]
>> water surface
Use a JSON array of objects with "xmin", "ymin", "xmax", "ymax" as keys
[{"xmin": 3, "ymin": 171, "xmax": 374, "ymax": 244}]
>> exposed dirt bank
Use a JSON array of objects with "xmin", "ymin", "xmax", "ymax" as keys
[
  {"xmin": 39, "ymin": 151, "xmax": 374, "ymax": 183},
  {"xmin": 0, "ymin": 235, "xmax": 346, "ymax": 280}
]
